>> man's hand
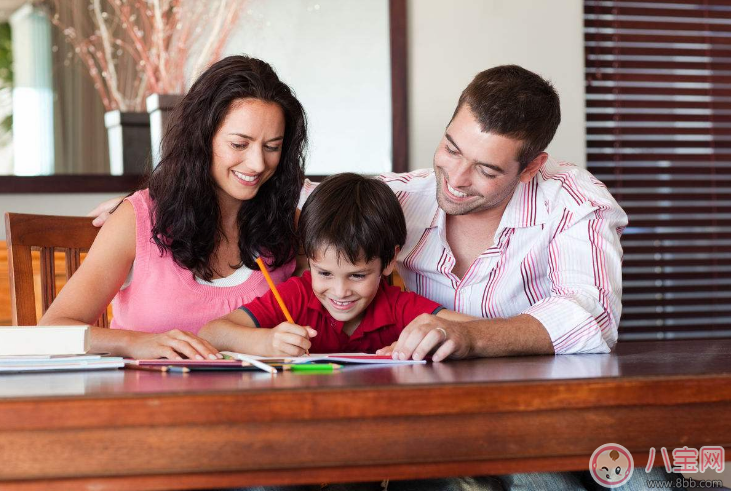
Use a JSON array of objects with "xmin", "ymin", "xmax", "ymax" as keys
[
  {"xmin": 87, "ymin": 196, "xmax": 124, "ymax": 227},
  {"xmin": 126, "ymin": 329, "xmax": 222, "ymax": 360},
  {"xmin": 379, "ymin": 313, "xmax": 472, "ymax": 362},
  {"xmin": 265, "ymin": 323, "xmax": 318, "ymax": 356}
]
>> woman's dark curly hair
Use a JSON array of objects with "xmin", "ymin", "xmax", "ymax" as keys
[{"xmin": 148, "ymin": 55, "xmax": 307, "ymax": 281}]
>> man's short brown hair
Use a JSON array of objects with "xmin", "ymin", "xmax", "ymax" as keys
[{"xmin": 453, "ymin": 65, "xmax": 561, "ymax": 169}]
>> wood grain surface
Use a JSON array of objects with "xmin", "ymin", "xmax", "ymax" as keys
[{"xmin": 0, "ymin": 339, "xmax": 728, "ymax": 490}]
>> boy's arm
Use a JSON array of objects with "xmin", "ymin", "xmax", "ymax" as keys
[
  {"xmin": 198, "ymin": 309, "xmax": 265, "ymax": 354},
  {"xmin": 198, "ymin": 308, "xmax": 317, "ymax": 357}
]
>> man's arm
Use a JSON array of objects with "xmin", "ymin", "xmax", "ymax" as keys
[
  {"xmin": 386, "ymin": 200, "xmax": 627, "ymax": 361},
  {"xmin": 384, "ymin": 312, "xmax": 554, "ymax": 362},
  {"xmin": 519, "ymin": 200, "xmax": 626, "ymax": 355}
]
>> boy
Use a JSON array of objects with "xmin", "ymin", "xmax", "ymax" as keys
[{"xmin": 199, "ymin": 173, "xmax": 468, "ymax": 356}]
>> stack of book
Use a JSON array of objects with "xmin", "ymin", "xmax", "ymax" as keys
[{"xmin": 0, "ymin": 326, "xmax": 124, "ymax": 373}]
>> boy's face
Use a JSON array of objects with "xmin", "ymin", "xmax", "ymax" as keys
[{"xmin": 309, "ymin": 247, "xmax": 396, "ymax": 325}]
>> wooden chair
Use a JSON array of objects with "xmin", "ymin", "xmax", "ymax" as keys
[{"xmin": 4, "ymin": 212, "xmax": 108, "ymax": 327}]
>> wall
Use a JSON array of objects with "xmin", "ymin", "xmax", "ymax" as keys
[
  {"xmin": 224, "ymin": 0, "xmax": 392, "ymax": 176},
  {"xmin": 407, "ymin": 0, "xmax": 586, "ymax": 170},
  {"xmin": 0, "ymin": 0, "xmax": 586, "ymax": 240},
  {"xmin": 0, "ymin": 194, "xmax": 119, "ymax": 240}
]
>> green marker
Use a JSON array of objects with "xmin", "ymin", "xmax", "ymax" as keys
[{"xmin": 286, "ymin": 363, "xmax": 341, "ymax": 372}]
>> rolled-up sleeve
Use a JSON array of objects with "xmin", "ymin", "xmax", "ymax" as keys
[
  {"xmin": 298, "ymin": 179, "xmax": 319, "ymax": 210},
  {"xmin": 523, "ymin": 202, "xmax": 627, "ymax": 354}
]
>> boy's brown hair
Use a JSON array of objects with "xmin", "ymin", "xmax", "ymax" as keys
[{"xmin": 299, "ymin": 173, "xmax": 406, "ymax": 271}]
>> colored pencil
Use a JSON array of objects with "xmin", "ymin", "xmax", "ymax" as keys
[
  {"xmin": 132, "ymin": 359, "xmax": 245, "ymax": 367},
  {"xmin": 125, "ymin": 364, "xmax": 169, "ymax": 373},
  {"xmin": 284, "ymin": 363, "xmax": 341, "ymax": 372},
  {"xmin": 255, "ymin": 256, "xmax": 309, "ymax": 355},
  {"xmin": 167, "ymin": 366, "xmax": 190, "ymax": 373},
  {"xmin": 221, "ymin": 351, "xmax": 277, "ymax": 375},
  {"xmin": 255, "ymin": 257, "xmax": 295, "ymax": 323},
  {"xmin": 173, "ymin": 365, "xmax": 260, "ymax": 372}
]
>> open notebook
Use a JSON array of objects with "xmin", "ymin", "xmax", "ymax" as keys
[
  {"xmin": 221, "ymin": 351, "xmax": 427, "ymax": 365},
  {"xmin": 122, "ymin": 353, "xmax": 427, "ymax": 375}
]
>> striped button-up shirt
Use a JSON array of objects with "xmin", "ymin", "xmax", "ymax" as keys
[{"xmin": 300, "ymin": 157, "xmax": 628, "ymax": 354}]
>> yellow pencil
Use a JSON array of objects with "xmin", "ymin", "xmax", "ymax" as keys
[
  {"xmin": 125, "ymin": 364, "xmax": 169, "ymax": 373},
  {"xmin": 255, "ymin": 256, "xmax": 309, "ymax": 355},
  {"xmin": 255, "ymin": 257, "xmax": 295, "ymax": 323}
]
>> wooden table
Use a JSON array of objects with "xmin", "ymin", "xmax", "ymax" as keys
[{"xmin": 0, "ymin": 339, "xmax": 730, "ymax": 490}]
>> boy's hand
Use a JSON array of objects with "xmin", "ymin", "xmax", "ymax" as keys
[
  {"xmin": 266, "ymin": 323, "xmax": 317, "ymax": 356},
  {"xmin": 376, "ymin": 342, "xmax": 396, "ymax": 356},
  {"xmin": 87, "ymin": 195, "xmax": 124, "ymax": 227}
]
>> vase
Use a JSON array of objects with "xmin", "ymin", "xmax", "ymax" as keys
[
  {"xmin": 146, "ymin": 93, "xmax": 184, "ymax": 168},
  {"xmin": 104, "ymin": 110, "xmax": 152, "ymax": 176}
]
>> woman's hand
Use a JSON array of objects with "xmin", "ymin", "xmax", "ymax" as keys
[
  {"xmin": 125, "ymin": 329, "xmax": 222, "ymax": 360},
  {"xmin": 263, "ymin": 323, "xmax": 317, "ymax": 356}
]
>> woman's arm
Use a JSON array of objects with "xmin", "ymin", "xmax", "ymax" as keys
[
  {"xmin": 199, "ymin": 309, "xmax": 317, "ymax": 357},
  {"xmin": 41, "ymin": 201, "xmax": 136, "ymax": 328},
  {"xmin": 40, "ymin": 202, "xmax": 219, "ymax": 360}
]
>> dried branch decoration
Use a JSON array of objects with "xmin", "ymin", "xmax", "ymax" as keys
[{"xmin": 44, "ymin": 0, "xmax": 245, "ymax": 111}]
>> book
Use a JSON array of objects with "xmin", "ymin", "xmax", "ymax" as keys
[
  {"xmin": 127, "ymin": 359, "xmax": 252, "ymax": 367},
  {"xmin": 221, "ymin": 351, "xmax": 427, "ymax": 366},
  {"xmin": 0, "ymin": 354, "xmax": 124, "ymax": 373},
  {"xmin": 0, "ymin": 326, "xmax": 90, "ymax": 356}
]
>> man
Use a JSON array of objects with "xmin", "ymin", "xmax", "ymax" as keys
[
  {"xmin": 372, "ymin": 65, "xmax": 679, "ymax": 491},
  {"xmin": 376, "ymin": 64, "xmax": 626, "ymax": 364}
]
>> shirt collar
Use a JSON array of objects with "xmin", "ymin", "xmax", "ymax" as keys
[
  {"xmin": 428, "ymin": 164, "xmax": 551, "ymax": 231},
  {"xmin": 498, "ymin": 174, "xmax": 551, "ymax": 228},
  {"xmin": 354, "ymin": 279, "xmax": 397, "ymax": 334}
]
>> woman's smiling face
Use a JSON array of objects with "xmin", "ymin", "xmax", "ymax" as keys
[{"xmin": 210, "ymin": 98, "xmax": 285, "ymax": 209}]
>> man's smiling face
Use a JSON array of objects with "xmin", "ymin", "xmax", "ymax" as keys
[{"xmin": 433, "ymin": 104, "xmax": 531, "ymax": 217}]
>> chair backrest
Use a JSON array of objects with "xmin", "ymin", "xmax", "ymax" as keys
[{"xmin": 4, "ymin": 212, "xmax": 108, "ymax": 327}]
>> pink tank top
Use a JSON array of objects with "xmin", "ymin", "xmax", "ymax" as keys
[{"xmin": 110, "ymin": 189, "xmax": 295, "ymax": 334}]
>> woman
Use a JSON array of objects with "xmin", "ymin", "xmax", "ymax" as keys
[{"xmin": 40, "ymin": 55, "xmax": 307, "ymax": 360}]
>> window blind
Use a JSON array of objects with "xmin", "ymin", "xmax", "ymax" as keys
[{"xmin": 585, "ymin": 0, "xmax": 731, "ymax": 340}]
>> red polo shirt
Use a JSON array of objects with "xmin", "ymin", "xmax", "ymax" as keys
[{"xmin": 241, "ymin": 271, "xmax": 444, "ymax": 353}]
